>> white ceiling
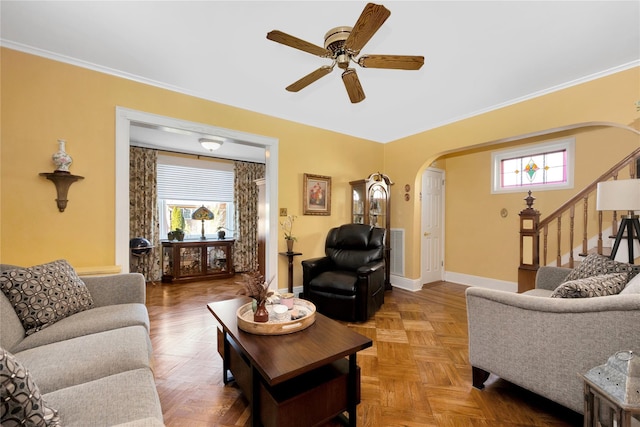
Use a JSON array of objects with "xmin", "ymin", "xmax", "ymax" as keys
[{"xmin": 2, "ymin": 1, "xmax": 639, "ymax": 151}]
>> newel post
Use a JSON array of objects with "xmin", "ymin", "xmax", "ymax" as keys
[{"xmin": 518, "ymin": 191, "xmax": 541, "ymax": 292}]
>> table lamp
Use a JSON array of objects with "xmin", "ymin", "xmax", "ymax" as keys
[
  {"xmin": 192, "ymin": 206, "xmax": 214, "ymax": 240},
  {"xmin": 596, "ymin": 179, "xmax": 640, "ymax": 263}
]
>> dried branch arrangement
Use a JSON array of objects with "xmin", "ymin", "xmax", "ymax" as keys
[{"xmin": 236, "ymin": 271, "xmax": 274, "ymax": 303}]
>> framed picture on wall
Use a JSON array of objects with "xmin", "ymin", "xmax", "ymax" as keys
[{"xmin": 303, "ymin": 173, "xmax": 331, "ymax": 216}]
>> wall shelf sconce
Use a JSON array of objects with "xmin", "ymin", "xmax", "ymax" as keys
[{"xmin": 39, "ymin": 172, "xmax": 84, "ymax": 212}]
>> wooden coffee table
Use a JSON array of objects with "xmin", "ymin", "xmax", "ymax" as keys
[{"xmin": 207, "ymin": 297, "xmax": 372, "ymax": 427}]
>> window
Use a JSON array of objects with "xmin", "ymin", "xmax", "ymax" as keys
[
  {"xmin": 157, "ymin": 155, "xmax": 235, "ymax": 239},
  {"xmin": 491, "ymin": 138, "xmax": 575, "ymax": 193}
]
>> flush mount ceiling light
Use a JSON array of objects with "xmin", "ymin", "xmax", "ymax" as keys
[{"xmin": 199, "ymin": 137, "xmax": 224, "ymax": 151}]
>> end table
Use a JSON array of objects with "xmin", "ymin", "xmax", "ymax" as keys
[{"xmin": 279, "ymin": 251, "xmax": 302, "ymax": 293}]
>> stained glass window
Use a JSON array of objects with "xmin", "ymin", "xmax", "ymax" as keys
[
  {"xmin": 501, "ymin": 150, "xmax": 567, "ymax": 188},
  {"xmin": 491, "ymin": 139, "xmax": 574, "ymax": 193}
]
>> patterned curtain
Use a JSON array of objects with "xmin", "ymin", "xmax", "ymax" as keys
[
  {"xmin": 234, "ymin": 161, "xmax": 266, "ymax": 272},
  {"xmin": 129, "ymin": 147, "xmax": 161, "ymax": 282}
]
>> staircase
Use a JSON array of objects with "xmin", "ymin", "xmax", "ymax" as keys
[{"xmin": 518, "ymin": 147, "xmax": 640, "ymax": 291}]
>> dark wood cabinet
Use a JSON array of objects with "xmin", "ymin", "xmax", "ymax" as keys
[
  {"xmin": 161, "ymin": 239, "xmax": 234, "ymax": 283},
  {"xmin": 350, "ymin": 172, "xmax": 393, "ymax": 289}
]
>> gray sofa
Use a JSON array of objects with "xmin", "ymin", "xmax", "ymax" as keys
[
  {"xmin": 466, "ymin": 263, "xmax": 640, "ymax": 414},
  {"xmin": 1, "ymin": 264, "xmax": 164, "ymax": 427}
]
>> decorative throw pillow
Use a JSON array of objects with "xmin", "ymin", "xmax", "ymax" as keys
[
  {"xmin": 0, "ymin": 347, "xmax": 60, "ymax": 427},
  {"xmin": 0, "ymin": 259, "xmax": 94, "ymax": 335},
  {"xmin": 564, "ymin": 253, "xmax": 637, "ymax": 282},
  {"xmin": 550, "ymin": 273, "xmax": 629, "ymax": 298}
]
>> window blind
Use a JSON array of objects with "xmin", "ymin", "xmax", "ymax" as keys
[{"xmin": 157, "ymin": 163, "xmax": 234, "ymax": 202}]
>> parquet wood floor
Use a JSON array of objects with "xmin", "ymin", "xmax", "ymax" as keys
[{"xmin": 146, "ymin": 278, "xmax": 583, "ymax": 427}]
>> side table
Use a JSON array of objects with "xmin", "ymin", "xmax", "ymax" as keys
[{"xmin": 279, "ymin": 251, "xmax": 302, "ymax": 293}]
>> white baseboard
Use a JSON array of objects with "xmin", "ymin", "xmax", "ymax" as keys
[
  {"xmin": 294, "ymin": 273, "xmax": 516, "ymax": 295},
  {"xmin": 390, "ymin": 274, "xmax": 423, "ymax": 292},
  {"xmin": 444, "ymin": 271, "xmax": 517, "ymax": 293}
]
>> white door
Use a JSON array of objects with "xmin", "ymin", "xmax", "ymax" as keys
[{"xmin": 421, "ymin": 168, "xmax": 444, "ymax": 284}]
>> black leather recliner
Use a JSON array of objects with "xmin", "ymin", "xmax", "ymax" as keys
[{"xmin": 302, "ymin": 224, "xmax": 386, "ymax": 322}]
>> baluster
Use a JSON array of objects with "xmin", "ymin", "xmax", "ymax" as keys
[
  {"xmin": 598, "ymin": 210, "xmax": 603, "ymax": 255},
  {"xmin": 569, "ymin": 206, "xmax": 575, "ymax": 268},
  {"xmin": 631, "ymin": 157, "xmax": 638, "ymax": 179},
  {"xmin": 543, "ymin": 224, "xmax": 549, "ymax": 266},
  {"xmin": 612, "ymin": 173, "xmax": 619, "ymax": 241},
  {"xmin": 557, "ymin": 216, "xmax": 562, "ymax": 266},
  {"xmin": 582, "ymin": 196, "xmax": 589, "ymax": 257}
]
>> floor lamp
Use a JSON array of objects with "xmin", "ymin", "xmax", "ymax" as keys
[{"xmin": 596, "ymin": 179, "xmax": 640, "ymax": 264}]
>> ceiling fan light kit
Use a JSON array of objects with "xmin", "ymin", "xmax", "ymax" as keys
[{"xmin": 267, "ymin": 2, "xmax": 424, "ymax": 104}]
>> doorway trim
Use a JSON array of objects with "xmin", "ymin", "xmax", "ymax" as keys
[
  {"xmin": 421, "ymin": 167, "xmax": 445, "ymax": 286},
  {"xmin": 114, "ymin": 107, "xmax": 279, "ymax": 284}
]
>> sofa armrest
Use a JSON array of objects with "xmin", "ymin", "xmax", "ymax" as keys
[
  {"xmin": 302, "ymin": 257, "xmax": 333, "ymax": 282},
  {"xmin": 356, "ymin": 260, "xmax": 385, "ymax": 276},
  {"xmin": 535, "ymin": 266, "xmax": 572, "ymax": 291},
  {"xmin": 465, "ymin": 286, "xmax": 640, "ymax": 413},
  {"xmin": 81, "ymin": 273, "xmax": 146, "ymax": 307}
]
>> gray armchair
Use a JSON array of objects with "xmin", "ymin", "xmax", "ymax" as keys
[
  {"xmin": 466, "ymin": 266, "xmax": 640, "ymax": 414},
  {"xmin": 302, "ymin": 224, "xmax": 386, "ymax": 322}
]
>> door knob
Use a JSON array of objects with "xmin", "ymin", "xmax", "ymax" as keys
[{"xmin": 424, "ymin": 232, "xmax": 430, "ymax": 236}]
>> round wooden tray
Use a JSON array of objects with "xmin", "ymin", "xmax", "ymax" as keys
[{"xmin": 236, "ymin": 298, "xmax": 316, "ymax": 335}]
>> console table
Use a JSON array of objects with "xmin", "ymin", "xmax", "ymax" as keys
[
  {"xmin": 208, "ymin": 297, "xmax": 371, "ymax": 427},
  {"xmin": 161, "ymin": 239, "xmax": 234, "ymax": 283}
]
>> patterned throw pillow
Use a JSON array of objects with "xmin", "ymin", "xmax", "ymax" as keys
[
  {"xmin": 550, "ymin": 273, "xmax": 629, "ymax": 298},
  {"xmin": 0, "ymin": 259, "xmax": 94, "ymax": 335},
  {"xmin": 0, "ymin": 347, "xmax": 60, "ymax": 427},
  {"xmin": 564, "ymin": 253, "xmax": 638, "ymax": 282}
]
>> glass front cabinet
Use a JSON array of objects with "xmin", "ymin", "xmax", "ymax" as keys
[
  {"xmin": 162, "ymin": 240, "xmax": 234, "ymax": 283},
  {"xmin": 350, "ymin": 172, "xmax": 393, "ymax": 289}
]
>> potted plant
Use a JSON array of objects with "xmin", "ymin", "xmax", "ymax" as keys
[
  {"xmin": 173, "ymin": 228, "xmax": 185, "ymax": 241},
  {"xmin": 217, "ymin": 226, "xmax": 233, "ymax": 240},
  {"xmin": 280, "ymin": 215, "xmax": 297, "ymax": 252}
]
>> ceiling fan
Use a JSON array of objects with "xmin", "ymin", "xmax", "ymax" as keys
[{"xmin": 266, "ymin": 2, "xmax": 424, "ymax": 104}]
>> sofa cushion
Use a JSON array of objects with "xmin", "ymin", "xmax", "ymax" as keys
[
  {"xmin": 0, "ymin": 291, "xmax": 26, "ymax": 352},
  {"xmin": 15, "ymin": 325, "xmax": 152, "ymax": 394},
  {"xmin": 0, "ymin": 260, "xmax": 94, "ymax": 336},
  {"xmin": 620, "ymin": 272, "xmax": 640, "ymax": 295},
  {"xmin": 550, "ymin": 273, "xmax": 629, "ymax": 298},
  {"xmin": 309, "ymin": 271, "xmax": 357, "ymax": 296},
  {"xmin": 0, "ymin": 346, "xmax": 60, "ymax": 427},
  {"xmin": 564, "ymin": 253, "xmax": 638, "ymax": 282},
  {"xmin": 43, "ymin": 368, "xmax": 163, "ymax": 427},
  {"xmin": 11, "ymin": 303, "xmax": 150, "ymax": 353}
]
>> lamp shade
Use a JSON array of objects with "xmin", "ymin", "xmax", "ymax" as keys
[
  {"xmin": 596, "ymin": 179, "xmax": 640, "ymax": 211},
  {"xmin": 192, "ymin": 205, "xmax": 214, "ymax": 220}
]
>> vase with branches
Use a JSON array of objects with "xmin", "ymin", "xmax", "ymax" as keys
[{"xmin": 237, "ymin": 271, "xmax": 274, "ymax": 322}]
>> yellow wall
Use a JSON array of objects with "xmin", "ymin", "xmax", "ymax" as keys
[
  {"xmin": 2, "ymin": 47, "xmax": 638, "ymax": 288},
  {"xmin": 443, "ymin": 127, "xmax": 639, "ymax": 281},
  {"xmin": 0, "ymin": 48, "xmax": 382, "ymax": 290},
  {"xmin": 384, "ymin": 67, "xmax": 640, "ymax": 281}
]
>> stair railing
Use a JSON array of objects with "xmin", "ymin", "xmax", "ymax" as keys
[{"xmin": 518, "ymin": 147, "xmax": 640, "ymax": 292}]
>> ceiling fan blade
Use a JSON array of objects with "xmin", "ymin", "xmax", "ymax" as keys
[
  {"xmin": 267, "ymin": 30, "xmax": 330, "ymax": 57},
  {"xmin": 286, "ymin": 66, "xmax": 333, "ymax": 92},
  {"xmin": 344, "ymin": 3, "xmax": 391, "ymax": 54},
  {"xmin": 358, "ymin": 54, "xmax": 424, "ymax": 70},
  {"xmin": 342, "ymin": 68, "xmax": 366, "ymax": 103}
]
